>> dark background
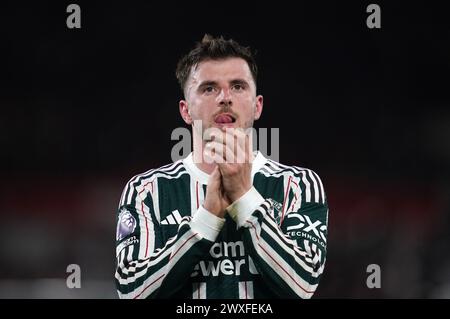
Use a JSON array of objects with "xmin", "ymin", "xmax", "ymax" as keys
[{"xmin": 1, "ymin": 1, "xmax": 449, "ymax": 298}]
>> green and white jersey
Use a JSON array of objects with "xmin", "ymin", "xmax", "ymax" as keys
[{"xmin": 115, "ymin": 152, "xmax": 328, "ymax": 299}]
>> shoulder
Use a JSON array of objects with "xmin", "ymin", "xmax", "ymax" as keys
[
  {"xmin": 119, "ymin": 160, "xmax": 186, "ymax": 205},
  {"xmin": 260, "ymin": 157, "xmax": 327, "ymax": 205},
  {"xmin": 261, "ymin": 157, "xmax": 323, "ymax": 181},
  {"xmin": 127, "ymin": 160, "xmax": 186, "ymax": 186}
]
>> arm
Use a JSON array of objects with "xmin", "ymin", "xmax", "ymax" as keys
[
  {"xmin": 227, "ymin": 174, "xmax": 328, "ymax": 299},
  {"xmin": 206, "ymin": 129, "xmax": 328, "ymax": 297},
  {"xmin": 206, "ymin": 129, "xmax": 328, "ymax": 298},
  {"xmin": 115, "ymin": 176, "xmax": 224, "ymax": 299}
]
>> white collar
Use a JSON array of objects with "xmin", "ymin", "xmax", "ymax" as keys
[{"xmin": 182, "ymin": 151, "xmax": 267, "ymax": 185}]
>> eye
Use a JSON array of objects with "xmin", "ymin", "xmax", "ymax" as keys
[
  {"xmin": 204, "ymin": 86, "xmax": 215, "ymax": 93},
  {"xmin": 232, "ymin": 84, "xmax": 245, "ymax": 91}
]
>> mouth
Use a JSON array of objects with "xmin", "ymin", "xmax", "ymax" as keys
[{"xmin": 214, "ymin": 113, "xmax": 236, "ymax": 125}]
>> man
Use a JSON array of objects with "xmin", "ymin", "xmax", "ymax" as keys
[{"xmin": 115, "ymin": 35, "xmax": 329, "ymax": 299}]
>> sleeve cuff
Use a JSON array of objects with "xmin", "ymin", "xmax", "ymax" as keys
[
  {"xmin": 226, "ymin": 186, "xmax": 265, "ymax": 228},
  {"xmin": 190, "ymin": 206, "xmax": 225, "ymax": 242}
]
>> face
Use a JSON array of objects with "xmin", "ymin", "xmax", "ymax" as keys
[{"xmin": 179, "ymin": 58, "xmax": 263, "ymax": 138}]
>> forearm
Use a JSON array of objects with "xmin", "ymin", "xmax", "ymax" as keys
[
  {"xmin": 116, "ymin": 206, "xmax": 225, "ymax": 299},
  {"xmin": 227, "ymin": 187, "xmax": 327, "ymax": 298}
]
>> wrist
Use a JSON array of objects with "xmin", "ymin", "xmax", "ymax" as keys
[
  {"xmin": 226, "ymin": 187, "xmax": 265, "ymax": 227},
  {"xmin": 203, "ymin": 203, "xmax": 221, "ymax": 217},
  {"xmin": 191, "ymin": 206, "xmax": 225, "ymax": 242},
  {"xmin": 228, "ymin": 184, "xmax": 252, "ymax": 203}
]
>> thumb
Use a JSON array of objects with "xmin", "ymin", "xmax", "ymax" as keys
[{"xmin": 208, "ymin": 166, "xmax": 221, "ymax": 191}]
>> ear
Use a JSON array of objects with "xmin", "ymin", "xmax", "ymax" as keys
[
  {"xmin": 253, "ymin": 95, "xmax": 263, "ymax": 120},
  {"xmin": 179, "ymin": 100, "xmax": 192, "ymax": 125}
]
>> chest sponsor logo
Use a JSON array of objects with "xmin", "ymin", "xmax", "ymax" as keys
[{"xmin": 191, "ymin": 241, "xmax": 259, "ymax": 277}]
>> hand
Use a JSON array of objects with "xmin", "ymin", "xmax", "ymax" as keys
[
  {"xmin": 204, "ymin": 129, "xmax": 253, "ymax": 203},
  {"xmin": 203, "ymin": 166, "xmax": 231, "ymax": 218}
]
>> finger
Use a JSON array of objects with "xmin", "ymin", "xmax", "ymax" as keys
[
  {"xmin": 224, "ymin": 128, "xmax": 248, "ymax": 163},
  {"xmin": 205, "ymin": 129, "xmax": 232, "ymax": 158},
  {"xmin": 239, "ymin": 129, "xmax": 253, "ymax": 163},
  {"xmin": 204, "ymin": 127, "xmax": 225, "ymax": 144},
  {"xmin": 214, "ymin": 129, "xmax": 237, "ymax": 163},
  {"xmin": 209, "ymin": 129, "xmax": 239, "ymax": 162},
  {"xmin": 205, "ymin": 140, "xmax": 234, "ymax": 164},
  {"xmin": 204, "ymin": 144, "xmax": 225, "ymax": 165},
  {"xmin": 210, "ymin": 165, "xmax": 221, "ymax": 180},
  {"xmin": 207, "ymin": 166, "xmax": 223, "ymax": 191},
  {"xmin": 223, "ymin": 129, "xmax": 239, "ymax": 163}
]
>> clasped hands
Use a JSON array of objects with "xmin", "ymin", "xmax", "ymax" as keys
[{"xmin": 202, "ymin": 128, "xmax": 253, "ymax": 218}]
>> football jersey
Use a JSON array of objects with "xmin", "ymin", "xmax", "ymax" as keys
[{"xmin": 115, "ymin": 152, "xmax": 328, "ymax": 299}]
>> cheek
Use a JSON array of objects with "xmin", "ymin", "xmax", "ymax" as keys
[
  {"xmin": 240, "ymin": 97, "xmax": 256, "ymax": 115},
  {"xmin": 243, "ymin": 95, "xmax": 256, "ymax": 108},
  {"xmin": 190, "ymin": 106, "xmax": 212, "ymax": 122}
]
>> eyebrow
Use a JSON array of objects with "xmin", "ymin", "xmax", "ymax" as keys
[
  {"xmin": 197, "ymin": 78, "xmax": 250, "ymax": 89},
  {"xmin": 198, "ymin": 81, "xmax": 218, "ymax": 89},
  {"xmin": 230, "ymin": 79, "xmax": 249, "ymax": 86}
]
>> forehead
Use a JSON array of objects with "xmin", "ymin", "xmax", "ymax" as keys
[{"xmin": 189, "ymin": 57, "xmax": 253, "ymax": 84}]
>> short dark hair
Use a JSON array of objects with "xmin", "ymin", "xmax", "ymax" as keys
[{"xmin": 175, "ymin": 34, "xmax": 258, "ymax": 95}]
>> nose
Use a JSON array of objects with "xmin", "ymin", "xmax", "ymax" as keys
[{"xmin": 217, "ymin": 88, "xmax": 233, "ymax": 107}]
